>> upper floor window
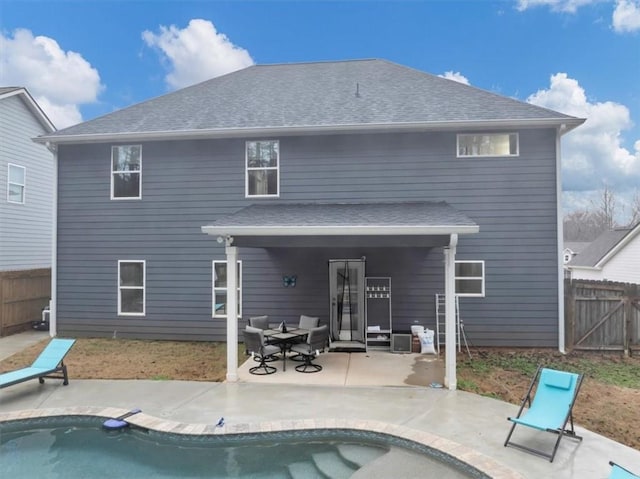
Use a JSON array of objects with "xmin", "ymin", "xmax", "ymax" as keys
[
  {"xmin": 455, "ymin": 260, "xmax": 485, "ymax": 297},
  {"xmin": 7, "ymin": 163, "xmax": 26, "ymax": 204},
  {"xmin": 457, "ymin": 133, "xmax": 518, "ymax": 157},
  {"xmin": 118, "ymin": 260, "xmax": 145, "ymax": 316},
  {"xmin": 213, "ymin": 260, "xmax": 242, "ymax": 318},
  {"xmin": 111, "ymin": 145, "xmax": 142, "ymax": 199},
  {"xmin": 246, "ymin": 140, "xmax": 279, "ymax": 197}
]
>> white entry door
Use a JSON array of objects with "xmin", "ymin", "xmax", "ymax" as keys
[{"xmin": 329, "ymin": 259, "xmax": 365, "ymax": 342}]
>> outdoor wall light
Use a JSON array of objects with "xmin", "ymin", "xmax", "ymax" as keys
[{"xmin": 283, "ymin": 275, "xmax": 297, "ymax": 287}]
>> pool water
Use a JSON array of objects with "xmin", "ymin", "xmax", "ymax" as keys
[{"xmin": 1, "ymin": 417, "xmax": 488, "ymax": 478}]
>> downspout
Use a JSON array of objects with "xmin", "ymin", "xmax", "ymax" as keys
[
  {"xmin": 225, "ymin": 238, "xmax": 239, "ymax": 382},
  {"xmin": 556, "ymin": 126, "xmax": 565, "ymax": 353},
  {"xmin": 444, "ymin": 233, "xmax": 458, "ymax": 390},
  {"xmin": 48, "ymin": 142, "xmax": 58, "ymax": 338}
]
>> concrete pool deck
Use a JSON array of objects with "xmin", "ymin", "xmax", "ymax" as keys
[{"xmin": 1, "ymin": 332, "xmax": 639, "ymax": 478}]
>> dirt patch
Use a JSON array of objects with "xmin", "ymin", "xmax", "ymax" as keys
[
  {"xmin": 457, "ymin": 348, "xmax": 640, "ymax": 450},
  {"xmin": 1, "ymin": 340, "xmax": 638, "ymax": 450},
  {"xmin": 0, "ymin": 338, "xmax": 241, "ymax": 382}
]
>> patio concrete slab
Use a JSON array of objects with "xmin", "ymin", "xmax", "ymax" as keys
[
  {"xmin": 0, "ymin": 330, "xmax": 48, "ymax": 361},
  {"xmin": 237, "ymin": 350, "xmax": 444, "ymax": 387},
  {"xmin": 1, "ymin": 331, "xmax": 639, "ymax": 478}
]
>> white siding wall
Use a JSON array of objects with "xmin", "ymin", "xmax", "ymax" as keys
[
  {"xmin": 601, "ymin": 235, "xmax": 640, "ymax": 284},
  {"xmin": 0, "ymin": 94, "xmax": 53, "ymax": 271},
  {"xmin": 571, "ymin": 268, "xmax": 603, "ymax": 281}
]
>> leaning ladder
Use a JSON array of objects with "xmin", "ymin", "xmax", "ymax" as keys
[{"xmin": 435, "ymin": 294, "xmax": 471, "ymax": 358}]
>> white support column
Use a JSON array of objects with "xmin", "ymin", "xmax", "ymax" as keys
[
  {"xmin": 50, "ymin": 144, "xmax": 58, "ymax": 338},
  {"xmin": 225, "ymin": 243, "xmax": 238, "ymax": 382},
  {"xmin": 444, "ymin": 234, "xmax": 458, "ymax": 390},
  {"xmin": 555, "ymin": 127, "xmax": 566, "ymax": 353}
]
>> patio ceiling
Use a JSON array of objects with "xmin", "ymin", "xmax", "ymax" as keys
[{"xmin": 201, "ymin": 201, "xmax": 479, "ymax": 246}]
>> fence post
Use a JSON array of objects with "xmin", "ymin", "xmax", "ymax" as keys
[
  {"xmin": 0, "ymin": 272, "xmax": 5, "ymax": 335},
  {"xmin": 564, "ymin": 278, "xmax": 575, "ymax": 352}
]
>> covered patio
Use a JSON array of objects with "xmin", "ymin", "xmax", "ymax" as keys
[
  {"xmin": 202, "ymin": 201, "xmax": 479, "ymax": 390},
  {"xmin": 237, "ymin": 349, "xmax": 445, "ymax": 387}
]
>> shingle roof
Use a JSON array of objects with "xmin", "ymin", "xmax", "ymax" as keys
[
  {"xmin": 201, "ymin": 201, "xmax": 478, "ymax": 237},
  {"xmin": 568, "ymin": 227, "xmax": 632, "ymax": 267},
  {"xmin": 40, "ymin": 59, "xmax": 583, "ymax": 143},
  {"xmin": 564, "ymin": 242, "xmax": 590, "ymax": 254}
]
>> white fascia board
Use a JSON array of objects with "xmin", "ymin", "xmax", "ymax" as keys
[
  {"xmin": 594, "ymin": 224, "xmax": 640, "ymax": 268},
  {"xmin": 1, "ymin": 88, "xmax": 56, "ymax": 133},
  {"xmin": 201, "ymin": 224, "xmax": 480, "ymax": 237},
  {"xmin": 568, "ymin": 265, "xmax": 602, "ymax": 271},
  {"xmin": 35, "ymin": 118, "xmax": 584, "ymax": 145}
]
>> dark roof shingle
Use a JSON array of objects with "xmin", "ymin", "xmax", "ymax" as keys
[{"xmin": 42, "ymin": 59, "xmax": 582, "ymax": 141}]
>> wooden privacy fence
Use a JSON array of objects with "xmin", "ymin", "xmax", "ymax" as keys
[
  {"xmin": 565, "ymin": 279, "xmax": 640, "ymax": 355},
  {"xmin": 0, "ymin": 268, "xmax": 51, "ymax": 336}
]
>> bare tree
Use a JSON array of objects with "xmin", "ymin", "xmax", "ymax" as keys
[
  {"xmin": 629, "ymin": 189, "xmax": 640, "ymax": 226},
  {"xmin": 564, "ymin": 209, "xmax": 608, "ymax": 241},
  {"xmin": 592, "ymin": 183, "xmax": 618, "ymax": 231},
  {"xmin": 564, "ymin": 185, "xmax": 622, "ymax": 241}
]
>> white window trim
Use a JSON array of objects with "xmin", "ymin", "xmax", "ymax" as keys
[
  {"xmin": 456, "ymin": 133, "xmax": 519, "ymax": 158},
  {"xmin": 455, "ymin": 260, "xmax": 485, "ymax": 297},
  {"xmin": 212, "ymin": 260, "xmax": 242, "ymax": 318},
  {"xmin": 245, "ymin": 140, "xmax": 280, "ymax": 198},
  {"xmin": 7, "ymin": 163, "xmax": 26, "ymax": 204},
  {"xmin": 111, "ymin": 145, "xmax": 142, "ymax": 200},
  {"xmin": 118, "ymin": 260, "xmax": 146, "ymax": 316}
]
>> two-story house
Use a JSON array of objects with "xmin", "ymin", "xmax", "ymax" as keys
[
  {"xmin": 0, "ymin": 87, "xmax": 55, "ymax": 335},
  {"xmin": 35, "ymin": 60, "xmax": 583, "ymax": 388}
]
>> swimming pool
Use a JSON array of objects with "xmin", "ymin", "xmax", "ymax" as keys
[{"xmin": 1, "ymin": 415, "xmax": 491, "ymax": 478}]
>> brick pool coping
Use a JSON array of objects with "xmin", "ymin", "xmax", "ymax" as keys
[{"xmin": 0, "ymin": 407, "xmax": 524, "ymax": 479}]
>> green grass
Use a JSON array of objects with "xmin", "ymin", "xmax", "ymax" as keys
[{"xmin": 458, "ymin": 349, "xmax": 640, "ymax": 390}]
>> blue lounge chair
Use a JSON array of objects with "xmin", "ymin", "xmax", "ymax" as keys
[
  {"xmin": 504, "ymin": 366, "xmax": 583, "ymax": 462},
  {"xmin": 610, "ymin": 461, "xmax": 640, "ymax": 479},
  {"xmin": 0, "ymin": 338, "xmax": 76, "ymax": 389}
]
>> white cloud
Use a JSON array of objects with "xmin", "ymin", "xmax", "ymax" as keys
[
  {"xmin": 517, "ymin": 0, "xmax": 640, "ymax": 34},
  {"xmin": 613, "ymin": 0, "xmax": 640, "ymax": 32},
  {"xmin": 516, "ymin": 0, "xmax": 599, "ymax": 13},
  {"xmin": 142, "ymin": 19, "xmax": 254, "ymax": 90},
  {"xmin": 438, "ymin": 71, "xmax": 470, "ymax": 85},
  {"xmin": 527, "ymin": 73, "xmax": 640, "ymax": 204},
  {"xmin": 0, "ymin": 28, "xmax": 103, "ymax": 128}
]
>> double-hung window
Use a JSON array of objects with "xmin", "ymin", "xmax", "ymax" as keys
[
  {"xmin": 111, "ymin": 145, "xmax": 142, "ymax": 199},
  {"xmin": 455, "ymin": 261, "xmax": 485, "ymax": 297},
  {"xmin": 213, "ymin": 260, "xmax": 242, "ymax": 318},
  {"xmin": 457, "ymin": 133, "xmax": 518, "ymax": 157},
  {"xmin": 7, "ymin": 164, "xmax": 26, "ymax": 204},
  {"xmin": 246, "ymin": 140, "xmax": 279, "ymax": 197},
  {"xmin": 118, "ymin": 260, "xmax": 145, "ymax": 315}
]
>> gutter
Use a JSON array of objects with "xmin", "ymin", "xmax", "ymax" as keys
[
  {"xmin": 34, "ymin": 117, "xmax": 585, "ymax": 145},
  {"xmin": 201, "ymin": 224, "xmax": 480, "ymax": 237}
]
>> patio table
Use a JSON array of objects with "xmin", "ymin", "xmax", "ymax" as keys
[{"xmin": 263, "ymin": 328, "xmax": 309, "ymax": 371}]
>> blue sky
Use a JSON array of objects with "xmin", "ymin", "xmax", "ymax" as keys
[{"xmin": 2, "ymin": 0, "xmax": 639, "ymax": 220}]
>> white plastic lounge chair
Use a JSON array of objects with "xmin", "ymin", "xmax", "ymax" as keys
[
  {"xmin": 0, "ymin": 338, "xmax": 76, "ymax": 389},
  {"xmin": 504, "ymin": 366, "xmax": 584, "ymax": 462}
]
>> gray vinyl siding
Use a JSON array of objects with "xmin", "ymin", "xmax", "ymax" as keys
[
  {"xmin": 56, "ymin": 128, "xmax": 559, "ymax": 346},
  {"xmin": 0, "ymin": 95, "xmax": 53, "ymax": 271}
]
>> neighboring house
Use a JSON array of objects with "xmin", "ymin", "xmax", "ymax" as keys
[
  {"xmin": 0, "ymin": 87, "xmax": 56, "ymax": 334},
  {"xmin": 35, "ymin": 59, "xmax": 584, "ymax": 388},
  {"xmin": 563, "ymin": 242, "xmax": 590, "ymax": 265},
  {"xmin": 563, "ymin": 241, "xmax": 590, "ymax": 279},
  {"xmin": 567, "ymin": 224, "xmax": 640, "ymax": 284}
]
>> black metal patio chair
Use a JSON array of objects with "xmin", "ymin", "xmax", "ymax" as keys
[
  {"xmin": 290, "ymin": 325, "xmax": 329, "ymax": 373},
  {"xmin": 243, "ymin": 327, "xmax": 280, "ymax": 375}
]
